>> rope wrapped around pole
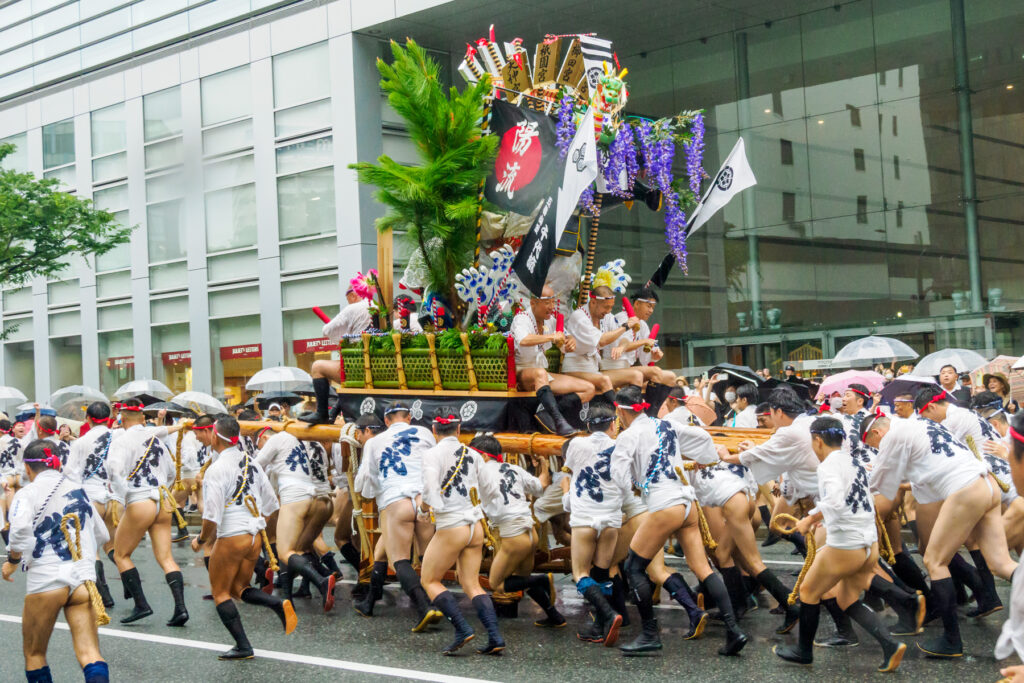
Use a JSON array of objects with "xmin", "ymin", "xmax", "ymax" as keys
[
  {"xmin": 245, "ymin": 494, "xmax": 279, "ymax": 571},
  {"xmin": 59, "ymin": 513, "xmax": 110, "ymax": 626},
  {"xmin": 173, "ymin": 426, "xmax": 190, "ymax": 492},
  {"xmin": 875, "ymin": 512, "xmax": 895, "ymax": 564},
  {"xmin": 770, "ymin": 513, "xmax": 815, "ymax": 606}
]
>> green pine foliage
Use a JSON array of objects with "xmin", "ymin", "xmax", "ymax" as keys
[{"xmin": 349, "ymin": 39, "xmax": 498, "ymax": 317}]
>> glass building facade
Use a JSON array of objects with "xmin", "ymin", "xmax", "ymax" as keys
[{"xmin": 1, "ymin": 0, "xmax": 1023, "ymax": 402}]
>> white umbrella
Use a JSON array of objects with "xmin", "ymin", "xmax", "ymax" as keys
[
  {"xmin": 49, "ymin": 385, "xmax": 108, "ymax": 420},
  {"xmin": 113, "ymin": 379, "xmax": 173, "ymax": 400},
  {"xmin": 1012, "ymin": 356, "xmax": 1024, "ymax": 370},
  {"xmin": 914, "ymin": 348, "xmax": 988, "ymax": 376},
  {"xmin": 0, "ymin": 386, "xmax": 27, "ymax": 402},
  {"xmin": 832, "ymin": 336, "xmax": 919, "ymax": 367},
  {"xmin": 246, "ymin": 366, "xmax": 313, "ymax": 392},
  {"xmin": 172, "ymin": 391, "xmax": 228, "ymax": 416}
]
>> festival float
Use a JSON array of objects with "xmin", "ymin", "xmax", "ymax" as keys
[{"xmin": 239, "ymin": 29, "xmax": 768, "ymax": 582}]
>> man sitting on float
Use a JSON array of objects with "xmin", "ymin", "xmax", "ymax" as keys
[
  {"xmin": 300, "ymin": 277, "xmax": 374, "ymax": 425},
  {"xmin": 563, "ymin": 284, "xmax": 642, "ymax": 406},
  {"xmin": 512, "ymin": 284, "xmax": 596, "ymax": 437}
]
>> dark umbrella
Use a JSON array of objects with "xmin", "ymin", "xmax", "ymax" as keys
[
  {"xmin": 707, "ymin": 363, "xmax": 763, "ymax": 385},
  {"xmin": 255, "ymin": 391, "xmax": 305, "ymax": 409},
  {"xmin": 142, "ymin": 401, "xmax": 188, "ymax": 416},
  {"xmin": 759, "ymin": 378, "xmax": 812, "ymax": 403}
]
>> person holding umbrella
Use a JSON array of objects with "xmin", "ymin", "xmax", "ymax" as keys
[{"xmin": 938, "ymin": 365, "xmax": 972, "ymax": 406}]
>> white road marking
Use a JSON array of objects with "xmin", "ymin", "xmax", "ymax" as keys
[{"xmin": 0, "ymin": 614, "xmax": 497, "ymax": 683}]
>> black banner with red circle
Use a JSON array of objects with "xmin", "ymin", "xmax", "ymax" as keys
[{"xmin": 483, "ymin": 99, "xmax": 559, "ymax": 216}]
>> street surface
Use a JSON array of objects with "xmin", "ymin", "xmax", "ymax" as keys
[{"xmin": 0, "ymin": 532, "xmax": 1012, "ymax": 682}]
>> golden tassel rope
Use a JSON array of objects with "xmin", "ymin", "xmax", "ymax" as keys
[
  {"xmin": 966, "ymin": 435, "xmax": 1010, "ymax": 493},
  {"xmin": 158, "ymin": 485, "xmax": 187, "ymax": 528},
  {"xmin": 244, "ymin": 494, "xmax": 279, "ymax": 571},
  {"xmin": 875, "ymin": 512, "xmax": 895, "ymax": 564},
  {"xmin": 108, "ymin": 500, "xmax": 121, "ymax": 528},
  {"xmin": 770, "ymin": 513, "xmax": 816, "ymax": 606},
  {"xmin": 675, "ymin": 466, "xmax": 717, "ymax": 551},
  {"xmin": 172, "ymin": 427, "xmax": 189, "ymax": 492},
  {"xmin": 59, "ymin": 513, "xmax": 110, "ymax": 626},
  {"xmin": 469, "ymin": 487, "xmax": 498, "ymax": 552}
]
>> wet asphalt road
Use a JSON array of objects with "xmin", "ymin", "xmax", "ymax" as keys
[{"xmin": 0, "ymin": 531, "xmax": 1015, "ymax": 682}]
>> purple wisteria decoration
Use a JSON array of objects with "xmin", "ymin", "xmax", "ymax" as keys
[
  {"xmin": 684, "ymin": 112, "xmax": 705, "ymax": 196},
  {"xmin": 555, "ymin": 95, "xmax": 576, "ymax": 160}
]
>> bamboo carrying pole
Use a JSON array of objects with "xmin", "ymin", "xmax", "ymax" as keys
[{"xmin": 236, "ymin": 421, "xmax": 770, "ymax": 455}]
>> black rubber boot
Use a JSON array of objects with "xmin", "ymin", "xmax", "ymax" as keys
[
  {"xmin": 433, "ymin": 590, "xmax": 475, "ymax": 654},
  {"xmin": 582, "ymin": 583, "xmax": 623, "ymax": 647},
  {"xmin": 287, "ymin": 553, "xmax": 335, "ymax": 612},
  {"xmin": 318, "ymin": 550, "xmax": 342, "ymax": 579},
  {"xmin": 354, "ymin": 560, "xmax": 386, "ymax": 616},
  {"xmin": 94, "ymin": 560, "xmax": 114, "ymax": 608},
  {"xmin": 241, "ymin": 586, "xmax": 296, "ymax": 634},
  {"xmin": 789, "ymin": 531, "xmax": 807, "ymax": 557},
  {"xmin": 472, "ymin": 594, "xmax": 505, "ymax": 655},
  {"xmin": 576, "ymin": 614, "xmax": 604, "ymax": 643},
  {"xmin": 720, "ymin": 566, "xmax": 747, "ymax": 620},
  {"xmin": 663, "ymin": 572, "xmax": 706, "ymax": 639},
  {"xmin": 395, "ymin": 559, "xmax": 440, "ymax": 631},
  {"xmin": 643, "ymin": 383, "xmax": 672, "ymax": 417},
  {"xmin": 948, "ymin": 554, "xmax": 979, "ymax": 606},
  {"xmin": 845, "ymin": 601, "xmax": 907, "ymax": 672},
  {"xmin": 215, "ymin": 600, "xmax": 254, "ymax": 660},
  {"xmin": 293, "ymin": 575, "xmax": 312, "ymax": 599},
  {"xmin": 505, "ymin": 574, "xmax": 565, "ymax": 628},
  {"xmin": 119, "ymin": 568, "xmax": 152, "ymax": 623},
  {"xmin": 774, "ymin": 600, "xmax": 818, "ymax": 665},
  {"xmin": 277, "ymin": 564, "xmax": 293, "ymax": 601},
  {"xmin": 967, "ymin": 549, "xmax": 1003, "ymax": 618},
  {"xmin": 758, "ymin": 504, "xmax": 771, "ymax": 527},
  {"xmin": 609, "ymin": 574, "xmax": 631, "ymax": 627},
  {"xmin": 171, "ymin": 515, "xmax": 190, "ymax": 543},
  {"xmin": 817, "ymin": 597, "xmax": 858, "ymax": 647},
  {"xmin": 869, "ymin": 575, "xmax": 924, "ymax": 636},
  {"xmin": 619, "ymin": 618, "xmax": 662, "ymax": 655},
  {"xmin": 339, "ymin": 542, "xmax": 361, "ymax": 571},
  {"xmin": 299, "ymin": 377, "xmax": 332, "ymax": 424},
  {"xmin": 165, "ymin": 571, "xmax": 189, "ymax": 626},
  {"xmin": 535, "ymin": 386, "xmax": 575, "ymax": 437},
  {"xmin": 892, "ymin": 551, "xmax": 930, "ymax": 595},
  {"xmin": 918, "ymin": 577, "xmax": 963, "ymax": 658},
  {"xmin": 756, "ymin": 568, "xmax": 800, "ymax": 634},
  {"xmin": 701, "ymin": 573, "xmax": 748, "ymax": 656},
  {"xmin": 307, "ymin": 551, "xmax": 331, "ymax": 577},
  {"xmin": 253, "ymin": 555, "xmax": 269, "ymax": 590}
]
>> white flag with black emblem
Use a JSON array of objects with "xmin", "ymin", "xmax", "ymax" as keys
[
  {"xmin": 687, "ymin": 137, "xmax": 757, "ymax": 236},
  {"xmin": 555, "ymin": 107, "xmax": 597, "ymax": 245},
  {"xmin": 578, "ymin": 35, "xmax": 613, "ymax": 95}
]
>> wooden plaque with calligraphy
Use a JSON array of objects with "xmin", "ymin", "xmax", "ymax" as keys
[
  {"xmin": 501, "ymin": 59, "xmax": 532, "ymax": 95},
  {"xmin": 533, "ymin": 39, "xmax": 562, "ymax": 87},
  {"xmin": 556, "ymin": 38, "xmax": 585, "ymax": 89}
]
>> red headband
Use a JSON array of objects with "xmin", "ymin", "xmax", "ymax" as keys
[
  {"xmin": 191, "ymin": 423, "xmax": 215, "ymax": 431},
  {"xmin": 434, "ymin": 415, "xmax": 460, "ymax": 425},
  {"xmin": 615, "ymin": 402, "xmax": 650, "ymax": 412},
  {"xmin": 1009, "ymin": 425, "xmax": 1024, "ymax": 445},
  {"xmin": 818, "ymin": 402, "xmax": 831, "ymax": 414},
  {"xmin": 848, "ymin": 387, "xmax": 871, "ymax": 399},
  {"xmin": 255, "ymin": 427, "xmax": 274, "ymax": 442},
  {"xmin": 120, "ymin": 405, "xmax": 143, "ymax": 412},
  {"xmin": 477, "ymin": 450, "xmax": 503, "ymax": 463},
  {"xmin": 38, "ymin": 425, "xmax": 58, "ymax": 435},
  {"xmin": 917, "ymin": 390, "xmax": 947, "ymax": 415},
  {"xmin": 25, "ymin": 447, "xmax": 61, "ymax": 469},
  {"xmin": 91, "ymin": 417, "xmax": 113, "ymax": 427}
]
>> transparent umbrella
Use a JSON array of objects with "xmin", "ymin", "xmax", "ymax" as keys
[
  {"xmin": 832, "ymin": 336, "xmax": 919, "ymax": 367},
  {"xmin": 245, "ymin": 367, "xmax": 313, "ymax": 392},
  {"xmin": 914, "ymin": 348, "xmax": 988, "ymax": 376},
  {"xmin": 113, "ymin": 379, "xmax": 173, "ymax": 401},
  {"xmin": 49, "ymin": 385, "xmax": 108, "ymax": 420},
  {"xmin": 0, "ymin": 386, "xmax": 28, "ymax": 402},
  {"xmin": 172, "ymin": 391, "xmax": 228, "ymax": 416}
]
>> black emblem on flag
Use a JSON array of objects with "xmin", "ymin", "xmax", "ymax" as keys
[{"xmin": 716, "ymin": 166, "xmax": 734, "ymax": 191}]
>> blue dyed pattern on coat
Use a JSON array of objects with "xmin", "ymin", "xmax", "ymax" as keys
[
  {"xmin": 379, "ymin": 428, "xmax": 420, "ymax": 479},
  {"xmin": 640, "ymin": 421, "xmax": 679, "ymax": 493},
  {"xmin": 284, "ymin": 444, "xmax": 310, "ymax": 474},
  {"xmin": 497, "ymin": 464, "xmax": 520, "ymax": 506},
  {"xmin": 845, "ymin": 457, "xmax": 873, "ymax": 514},
  {"xmin": 925, "ymin": 419, "xmax": 961, "ymax": 458},
  {"xmin": 83, "ymin": 432, "xmax": 112, "ymax": 481},
  {"xmin": 575, "ymin": 444, "xmax": 614, "ymax": 502},
  {"xmin": 441, "ymin": 448, "xmax": 471, "ymax": 499},
  {"xmin": 32, "ymin": 489, "xmax": 93, "ymax": 561},
  {"xmin": 128, "ymin": 437, "xmax": 163, "ymax": 487}
]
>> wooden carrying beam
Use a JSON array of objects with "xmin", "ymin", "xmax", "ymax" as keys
[{"xmin": 237, "ymin": 421, "xmax": 771, "ymax": 454}]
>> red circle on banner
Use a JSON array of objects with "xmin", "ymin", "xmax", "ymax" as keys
[{"xmin": 494, "ymin": 123, "xmax": 542, "ymax": 194}]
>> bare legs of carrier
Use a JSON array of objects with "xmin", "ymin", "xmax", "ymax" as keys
[
  {"xmin": 22, "ymin": 585, "xmax": 107, "ymax": 683},
  {"xmin": 113, "ymin": 500, "xmax": 188, "ymax": 626}
]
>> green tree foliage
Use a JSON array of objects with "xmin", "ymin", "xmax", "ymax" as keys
[
  {"xmin": 0, "ymin": 143, "xmax": 134, "ymax": 288},
  {"xmin": 350, "ymin": 39, "xmax": 498, "ymax": 316}
]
